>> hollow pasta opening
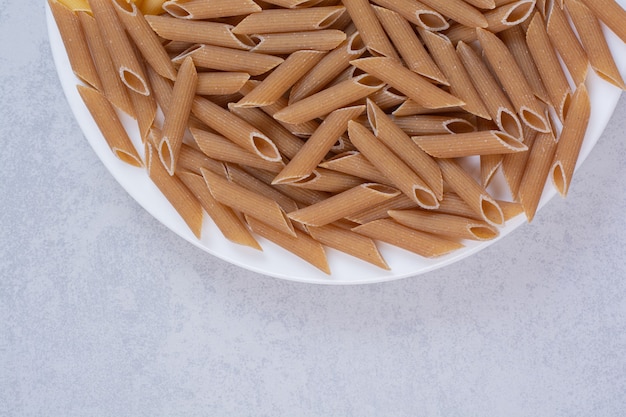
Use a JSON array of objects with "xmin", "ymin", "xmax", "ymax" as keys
[
  {"xmin": 252, "ymin": 134, "xmax": 281, "ymax": 162},
  {"xmin": 445, "ymin": 119, "xmax": 476, "ymax": 134},
  {"xmin": 480, "ymin": 197, "xmax": 504, "ymax": 226},
  {"xmin": 469, "ymin": 225, "xmax": 499, "ymax": 240},
  {"xmin": 418, "ymin": 13, "xmax": 449, "ymax": 31},
  {"xmin": 163, "ymin": 4, "xmax": 191, "ymax": 18},
  {"xmin": 121, "ymin": 69, "xmax": 149, "ymax": 96},
  {"xmin": 552, "ymin": 162, "xmax": 567, "ymax": 196},
  {"xmin": 498, "ymin": 109, "xmax": 522, "ymax": 139},
  {"xmin": 414, "ymin": 188, "xmax": 438, "ymax": 209},
  {"xmin": 505, "ymin": 2, "xmax": 534, "ymax": 24},
  {"xmin": 348, "ymin": 33, "xmax": 365, "ymax": 53},
  {"xmin": 318, "ymin": 9, "xmax": 344, "ymax": 29},
  {"xmin": 521, "ymin": 108, "xmax": 549, "ymax": 133}
]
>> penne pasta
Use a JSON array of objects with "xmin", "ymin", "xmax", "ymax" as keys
[
  {"xmin": 287, "ymin": 167, "xmax": 364, "ymax": 193},
  {"xmin": 480, "ymin": 154, "xmax": 503, "ymax": 188},
  {"xmin": 138, "ymin": 0, "xmax": 165, "ymax": 15},
  {"xmin": 413, "ymin": 130, "xmax": 527, "ymax": 158},
  {"xmin": 392, "ymin": 115, "xmax": 476, "ymax": 136},
  {"xmin": 419, "ymin": 0, "xmax": 488, "ymax": 28},
  {"xmin": 196, "ymin": 72, "xmax": 250, "ymax": 96},
  {"xmin": 501, "ymin": 126, "xmax": 537, "ymax": 199},
  {"xmin": 578, "ymin": 0, "xmax": 626, "ymax": 45},
  {"xmin": 319, "ymin": 151, "xmax": 391, "ymax": 185},
  {"xmin": 232, "ymin": 6, "xmax": 346, "ymax": 34},
  {"xmin": 162, "ymin": 0, "xmax": 262, "ymax": 20},
  {"xmin": 342, "ymin": 0, "xmax": 400, "ymax": 58},
  {"xmin": 388, "ymin": 209, "xmax": 500, "ymax": 241},
  {"xmin": 250, "ymin": 30, "xmax": 347, "ymax": 54},
  {"xmin": 370, "ymin": 0, "xmax": 449, "ymax": 31}
]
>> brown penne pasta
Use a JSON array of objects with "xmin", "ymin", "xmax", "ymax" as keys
[
  {"xmin": 232, "ymin": 6, "xmax": 346, "ymax": 34},
  {"xmin": 413, "ymin": 130, "xmax": 527, "ymax": 158},
  {"xmin": 388, "ymin": 209, "xmax": 500, "ymax": 241},
  {"xmin": 162, "ymin": 0, "xmax": 262, "ymax": 20},
  {"xmin": 342, "ymin": 0, "xmax": 400, "ymax": 58}
]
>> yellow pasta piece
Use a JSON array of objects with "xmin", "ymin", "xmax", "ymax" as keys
[{"xmin": 139, "ymin": 0, "xmax": 165, "ymax": 15}]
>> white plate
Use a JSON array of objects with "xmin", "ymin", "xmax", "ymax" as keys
[{"xmin": 47, "ymin": 3, "xmax": 626, "ymax": 284}]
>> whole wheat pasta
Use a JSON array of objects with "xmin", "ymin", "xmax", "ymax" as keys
[
  {"xmin": 176, "ymin": 143, "xmax": 228, "ymax": 177},
  {"xmin": 307, "ymin": 224, "xmax": 389, "ymax": 269},
  {"xmin": 232, "ymin": 6, "xmax": 346, "ymax": 34},
  {"xmin": 89, "ymin": 0, "xmax": 149, "ymax": 95},
  {"xmin": 525, "ymin": 13, "xmax": 572, "ymax": 122},
  {"xmin": 480, "ymin": 154, "xmax": 503, "ymax": 187},
  {"xmin": 112, "ymin": 0, "xmax": 176, "ymax": 81},
  {"xmin": 201, "ymin": 168, "xmax": 296, "ymax": 237},
  {"xmin": 273, "ymin": 74, "xmax": 384, "ymax": 124},
  {"xmin": 392, "ymin": 115, "xmax": 476, "ymax": 136},
  {"xmin": 319, "ymin": 151, "xmax": 391, "ymax": 185},
  {"xmin": 464, "ymin": 0, "xmax": 496, "ymax": 8},
  {"xmin": 518, "ymin": 129, "xmax": 557, "ymax": 221},
  {"xmin": 245, "ymin": 215, "xmax": 330, "ymax": 274},
  {"xmin": 260, "ymin": 0, "xmax": 326, "ymax": 7},
  {"xmin": 288, "ymin": 183, "xmax": 400, "ymax": 226},
  {"xmin": 243, "ymin": 167, "xmax": 331, "ymax": 208},
  {"xmin": 414, "ymin": 130, "xmax": 527, "ymax": 158},
  {"xmin": 250, "ymin": 30, "xmax": 347, "ymax": 54},
  {"xmin": 353, "ymin": 219, "xmax": 464, "ymax": 258},
  {"xmin": 139, "ymin": 0, "xmax": 165, "ymax": 15},
  {"xmin": 392, "ymin": 100, "xmax": 464, "ymax": 117},
  {"xmin": 236, "ymin": 50, "xmax": 326, "ymax": 108},
  {"xmin": 342, "ymin": 0, "xmax": 400, "ymax": 58},
  {"xmin": 191, "ymin": 128, "xmax": 285, "ymax": 174},
  {"xmin": 144, "ymin": 15, "xmax": 255, "ymax": 50},
  {"xmin": 177, "ymin": 170, "xmax": 262, "ymax": 250},
  {"xmin": 434, "ymin": 192, "xmax": 481, "ymax": 221},
  {"xmin": 145, "ymin": 142, "xmax": 203, "ymax": 238},
  {"xmin": 348, "ymin": 121, "xmax": 439, "ymax": 209},
  {"xmin": 370, "ymin": 0, "xmax": 449, "ymax": 31},
  {"xmin": 551, "ymin": 85, "xmax": 591, "ymax": 197},
  {"xmin": 273, "ymin": 106, "xmax": 365, "ymax": 184},
  {"xmin": 499, "ymin": 25, "xmax": 550, "ymax": 104},
  {"xmin": 456, "ymin": 41, "xmax": 522, "ymax": 139},
  {"xmin": 162, "ymin": 0, "xmax": 262, "ymax": 19},
  {"xmin": 444, "ymin": 0, "xmax": 536, "ymax": 44},
  {"xmin": 498, "ymin": 199, "xmax": 524, "ymax": 220},
  {"xmin": 346, "ymin": 194, "xmax": 416, "ymax": 223},
  {"xmin": 77, "ymin": 85, "xmax": 143, "ymax": 167},
  {"xmin": 437, "ymin": 158, "xmax": 504, "ymax": 226},
  {"xmin": 196, "ymin": 72, "xmax": 250, "ymax": 96},
  {"xmin": 371, "ymin": 6, "xmax": 448, "ymax": 85},
  {"xmin": 158, "ymin": 56, "xmax": 197, "ymax": 175},
  {"xmin": 419, "ymin": 29, "xmax": 491, "ymax": 119},
  {"xmin": 565, "ymin": 0, "xmax": 625, "ymax": 89},
  {"xmin": 192, "ymin": 96, "xmax": 282, "ymax": 162},
  {"xmin": 351, "ymin": 57, "xmax": 465, "ymax": 110},
  {"xmin": 367, "ymin": 100, "xmax": 444, "ymax": 199},
  {"xmin": 546, "ymin": 3, "xmax": 589, "ymax": 87},
  {"xmin": 477, "ymin": 27, "xmax": 550, "ymax": 133},
  {"xmin": 578, "ymin": 0, "xmax": 626, "ymax": 45},
  {"xmin": 289, "ymin": 30, "xmax": 366, "ymax": 103},
  {"xmin": 287, "ymin": 167, "xmax": 364, "ymax": 193},
  {"xmin": 388, "ymin": 209, "xmax": 500, "ymax": 241},
  {"xmin": 368, "ymin": 86, "xmax": 407, "ymax": 110},
  {"xmin": 77, "ymin": 11, "xmax": 134, "ymax": 117},
  {"xmin": 419, "ymin": 0, "xmax": 488, "ymax": 28},
  {"xmin": 128, "ymin": 82, "xmax": 157, "ymax": 142},
  {"xmin": 501, "ymin": 126, "xmax": 537, "ymax": 199},
  {"xmin": 173, "ymin": 44, "xmax": 284, "ymax": 77},
  {"xmin": 49, "ymin": 0, "xmax": 102, "ymax": 91}
]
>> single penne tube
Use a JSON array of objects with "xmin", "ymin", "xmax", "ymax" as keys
[
  {"xmin": 273, "ymin": 74, "xmax": 384, "ymax": 124},
  {"xmin": 196, "ymin": 72, "xmax": 250, "ymax": 96},
  {"xmin": 388, "ymin": 209, "xmax": 500, "ymax": 241},
  {"xmin": 307, "ymin": 224, "xmax": 389, "ymax": 269},
  {"xmin": 235, "ymin": 50, "xmax": 326, "ymax": 108},
  {"xmin": 191, "ymin": 128, "xmax": 285, "ymax": 173},
  {"xmin": 497, "ymin": 199, "xmax": 524, "ymax": 221},
  {"xmin": 437, "ymin": 158, "xmax": 504, "ymax": 226},
  {"xmin": 176, "ymin": 143, "xmax": 227, "ymax": 177},
  {"xmin": 419, "ymin": 0, "xmax": 488, "ymax": 28},
  {"xmin": 347, "ymin": 194, "xmax": 417, "ymax": 223},
  {"xmin": 546, "ymin": 3, "xmax": 589, "ymax": 87},
  {"xmin": 372, "ymin": 6, "xmax": 448, "ymax": 85},
  {"xmin": 260, "ymin": 0, "xmax": 326, "ymax": 7},
  {"xmin": 49, "ymin": 0, "xmax": 101, "ymax": 90},
  {"xmin": 419, "ymin": 29, "xmax": 490, "ymax": 120},
  {"xmin": 434, "ymin": 192, "xmax": 481, "ymax": 221},
  {"xmin": 352, "ymin": 219, "xmax": 464, "ymax": 258},
  {"xmin": 243, "ymin": 166, "xmax": 330, "ymax": 207},
  {"xmin": 177, "ymin": 170, "xmax": 261, "ymax": 250},
  {"xmin": 351, "ymin": 57, "xmax": 465, "ymax": 110},
  {"xmin": 273, "ymin": 105, "xmax": 365, "ymax": 184},
  {"xmin": 173, "ymin": 44, "xmax": 283, "ymax": 76},
  {"xmin": 565, "ymin": 0, "xmax": 625, "ymax": 89},
  {"xmin": 480, "ymin": 154, "xmax": 503, "ymax": 187},
  {"xmin": 367, "ymin": 100, "xmax": 444, "ymax": 199},
  {"xmin": 232, "ymin": 6, "xmax": 346, "ymax": 34},
  {"xmin": 413, "ymin": 130, "xmax": 527, "ymax": 158},
  {"xmin": 525, "ymin": 13, "xmax": 572, "ymax": 122},
  {"xmin": 88, "ymin": 0, "xmax": 149, "ymax": 95},
  {"xmin": 128, "ymin": 84, "xmax": 157, "ymax": 142},
  {"xmin": 159, "ymin": 56, "xmax": 197, "ymax": 175},
  {"xmin": 444, "ymin": 0, "xmax": 536, "ymax": 44},
  {"xmin": 319, "ymin": 151, "xmax": 391, "ymax": 185},
  {"xmin": 348, "ymin": 121, "xmax": 439, "ymax": 209},
  {"xmin": 368, "ymin": 86, "xmax": 407, "ymax": 111},
  {"xmin": 144, "ymin": 15, "xmax": 255, "ymax": 50},
  {"xmin": 78, "ymin": 11, "xmax": 134, "ymax": 117},
  {"xmin": 578, "ymin": 0, "xmax": 626, "ymax": 45},
  {"xmin": 477, "ymin": 27, "xmax": 550, "ymax": 133},
  {"xmin": 228, "ymin": 104, "xmax": 305, "ymax": 160},
  {"xmin": 245, "ymin": 215, "xmax": 330, "ymax": 275},
  {"xmin": 289, "ymin": 30, "xmax": 367, "ymax": 103},
  {"xmin": 192, "ymin": 96, "xmax": 281, "ymax": 162},
  {"xmin": 145, "ymin": 142, "xmax": 203, "ymax": 238},
  {"xmin": 518, "ymin": 129, "xmax": 558, "ymax": 221},
  {"xmin": 392, "ymin": 100, "xmax": 464, "ymax": 117},
  {"xmin": 392, "ymin": 115, "xmax": 476, "ymax": 136},
  {"xmin": 162, "ymin": 0, "xmax": 261, "ymax": 19},
  {"xmin": 342, "ymin": 0, "xmax": 400, "ymax": 58},
  {"xmin": 502, "ymin": 126, "xmax": 537, "ymax": 199},
  {"xmin": 551, "ymin": 85, "xmax": 591, "ymax": 197},
  {"xmin": 77, "ymin": 85, "xmax": 142, "ymax": 167},
  {"xmin": 499, "ymin": 25, "xmax": 551, "ymax": 105},
  {"xmin": 287, "ymin": 167, "xmax": 364, "ymax": 193},
  {"xmin": 288, "ymin": 183, "xmax": 400, "ymax": 227},
  {"xmin": 456, "ymin": 41, "xmax": 522, "ymax": 139},
  {"xmin": 201, "ymin": 168, "xmax": 295, "ymax": 237},
  {"xmin": 111, "ymin": 0, "xmax": 176, "ymax": 81},
  {"xmin": 250, "ymin": 30, "xmax": 347, "ymax": 54},
  {"xmin": 370, "ymin": 0, "xmax": 449, "ymax": 31}
]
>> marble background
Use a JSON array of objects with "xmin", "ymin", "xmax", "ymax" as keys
[{"xmin": 1, "ymin": 0, "xmax": 625, "ymax": 415}]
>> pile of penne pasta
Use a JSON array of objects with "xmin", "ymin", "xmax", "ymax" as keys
[{"xmin": 50, "ymin": 0, "xmax": 626, "ymax": 274}]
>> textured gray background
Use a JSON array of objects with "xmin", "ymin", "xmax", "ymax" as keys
[{"xmin": 1, "ymin": 1, "xmax": 626, "ymax": 416}]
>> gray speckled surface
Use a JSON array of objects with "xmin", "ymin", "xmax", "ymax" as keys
[{"xmin": 2, "ymin": 1, "xmax": 626, "ymax": 416}]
